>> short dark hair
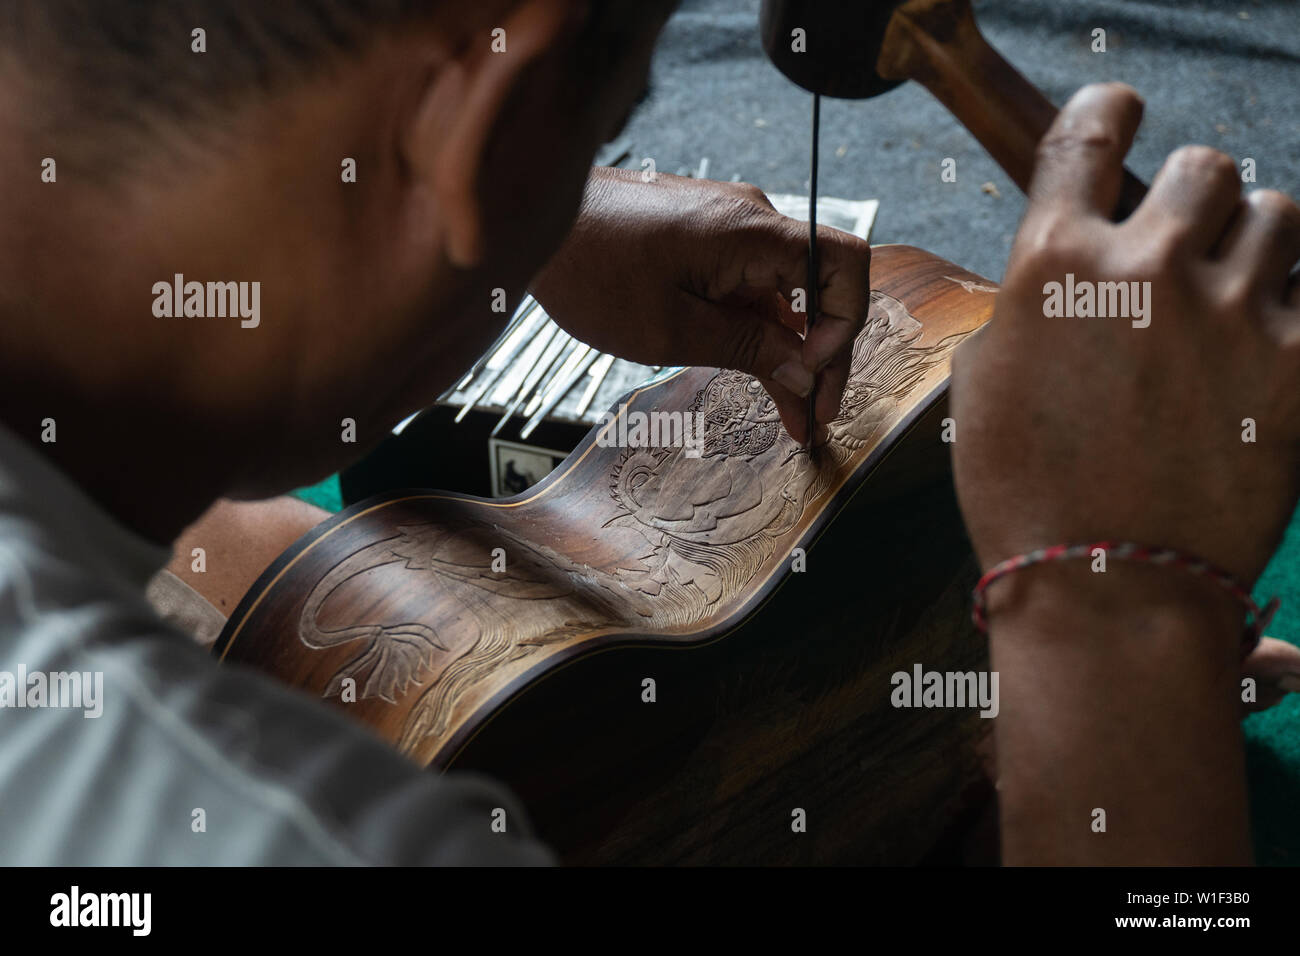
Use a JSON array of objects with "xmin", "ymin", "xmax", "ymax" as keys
[
  {"xmin": 1, "ymin": 1, "xmax": 434, "ymax": 171},
  {"xmin": 4, "ymin": 1, "xmax": 423, "ymax": 108},
  {"xmin": 1, "ymin": 1, "xmax": 665, "ymax": 175}
]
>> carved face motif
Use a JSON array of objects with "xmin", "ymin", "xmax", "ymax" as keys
[{"xmin": 689, "ymin": 373, "xmax": 785, "ymax": 461}]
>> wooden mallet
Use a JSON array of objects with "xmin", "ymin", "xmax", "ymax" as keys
[{"xmin": 760, "ymin": 0, "xmax": 1148, "ymax": 217}]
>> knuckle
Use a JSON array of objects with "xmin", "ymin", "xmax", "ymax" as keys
[
  {"xmin": 821, "ymin": 225, "xmax": 873, "ymax": 264},
  {"xmin": 1036, "ymin": 122, "xmax": 1123, "ymax": 164},
  {"xmin": 1138, "ymin": 232, "xmax": 1182, "ymax": 270},
  {"xmin": 1113, "ymin": 221, "xmax": 1180, "ymax": 275},
  {"xmin": 1247, "ymin": 189, "xmax": 1300, "ymax": 231},
  {"xmin": 730, "ymin": 180, "xmax": 773, "ymax": 208},
  {"xmin": 1123, "ymin": 237, "xmax": 1182, "ymax": 279},
  {"xmin": 1166, "ymin": 144, "xmax": 1239, "ymax": 191},
  {"xmin": 1097, "ymin": 81, "xmax": 1143, "ymax": 109},
  {"xmin": 713, "ymin": 193, "xmax": 771, "ymax": 236},
  {"xmin": 1217, "ymin": 275, "xmax": 1255, "ymax": 313},
  {"xmin": 1016, "ymin": 213, "xmax": 1084, "ymax": 269}
]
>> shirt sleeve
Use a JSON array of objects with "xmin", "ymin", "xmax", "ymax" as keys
[{"xmin": 0, "ymin": 543, "xmax": 555, "ymax": 866}]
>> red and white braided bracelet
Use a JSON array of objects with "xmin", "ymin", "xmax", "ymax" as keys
[{"xmin": 971, "ymin": 541, "xmax": 1279, "ymax": 657}]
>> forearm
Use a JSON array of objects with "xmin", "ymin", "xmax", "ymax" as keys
[{"xmin": 988, "ymin": 561, "xmax": 1252, "ymax": 865}]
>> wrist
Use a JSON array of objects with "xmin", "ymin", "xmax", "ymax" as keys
[
  {"xmin": 983, "ymin": 557, "xmax": 1246, "ymax": 661},
  {"xmin": 984, "ymin": 551, "xmax": 1254, "ymax": 865}
]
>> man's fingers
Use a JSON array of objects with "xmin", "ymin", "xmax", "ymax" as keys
[
  {"xmin": 760, "ymin": 375, "xmax": 813, "ymax": 447},
  {"xmin": 693, "ymin": 187, "xmax": 872, "ymax": 440},
  {"xmin": 728, "ymin": 212, "xmax": 870, "ymax": 359},
  {"xmin": 803, "ymin": 311, "xmax": 856, "ymax": 373},
  {"xmin": 813, "ymin": 350, "xmax": 851, "ymax": 426},
  {"xmin": 695, "ymin": 291, "xmax": 818, "ymax": 444},
  {"xmin": 800, "ymin": 222, "xmax": 870, "ymax": 425},
  {"xmin": 678, "ymin": 291, "xmax": 812, "ymax": 397},
  {"xmin": 808, "ymin": 222, "xmax": 871, "ymax": 352},
  {"xmin": 1127, "ymin": 145, "xmax": 1242, "ymax": 255},
  {"xmin": 804, "ymin": 312, "xmax": 855, "ymax": 425},
  {"xmin": 1026, "ymin": 82, "xmax": 1145, "ymax": 224},
  {"xmin": 1214, "ymin": 190, "xmax": 1300, "ymax": 297},
  {"xmin": 1240, "ymin": 636, "xmax": 1300, "ymax": 715}
]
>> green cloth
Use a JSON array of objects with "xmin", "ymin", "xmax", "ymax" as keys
[
  {"xmin": 288, "ymin": 474, "xmax": 343, "ymax": 514},
  {"xmin": 1248, "ymin": 508, "xmax": 1300, "ymax": 865}
]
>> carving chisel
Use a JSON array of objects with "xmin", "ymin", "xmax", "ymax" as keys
[
  {"xmin": 521, "ymin": 333, "xmax": 577, "ymax": 417},
  {"xmin": 490, "ymin": 323, "xmax": 566, "ymax": 435},
  {"xmin": 455, "ymin": 302, "xmax": 546, "ymax": 421},
  {"xmin": 455, "ymin": 294, "xmax": 537, "ymax": 391},
  {"xmin": 520, "ymin": 345, "xmax": 596, "ymax": 440},
  {"xmin": 575, "ymin": 352, "xmax": 616, "ymax": 418}
]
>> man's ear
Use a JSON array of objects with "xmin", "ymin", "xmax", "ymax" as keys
[{"xmin": 405, "ymin": 0, "xmax": 580, "ymax": 269}]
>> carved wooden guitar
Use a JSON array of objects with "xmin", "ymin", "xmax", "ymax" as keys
[{"xmin": 215, "ymin": 245, "xmax": 998, "ymax": 863}]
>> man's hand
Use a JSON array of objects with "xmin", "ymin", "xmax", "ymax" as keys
[
  {"xmin": 953, "ymin": 84, "xmax": 1300, "ymax": 587},
  {"xmin": 530, "ymin": 166, "xmax": 872, "ymax": 445},
  {"xmin": 950, "ymin": 82, "xmax": 1300, "ymax": 865}
]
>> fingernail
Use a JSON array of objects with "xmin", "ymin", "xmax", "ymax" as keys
[
  {"xmin": 1279, "ymin": 675, "xmax": 1300, "ymax": 694},
  {"xmin": 772, "ymin": 361, "xmax": 813, "ymax": 397}
]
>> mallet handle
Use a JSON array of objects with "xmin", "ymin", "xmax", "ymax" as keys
[{"xmin": 878, "ymin": 0, "xmax": 1147, "ymax": 218}]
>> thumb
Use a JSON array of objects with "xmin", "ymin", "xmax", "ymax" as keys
[{"xmin": 725, "ymin": 212, "xmax": 871, "ymax": 426}]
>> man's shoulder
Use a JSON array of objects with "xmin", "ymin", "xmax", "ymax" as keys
[
  {"xmin": 0, "ymin": 538, "xmax": 553, "ymax": 866},
  {"xmin": 0, "ymin": 426, "xmax": 552, "ymax": 866}
]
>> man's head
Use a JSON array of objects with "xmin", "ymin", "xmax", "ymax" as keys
[{"xmin": 0, "ymin": 0, "xmax": 673, "ymax": 537}]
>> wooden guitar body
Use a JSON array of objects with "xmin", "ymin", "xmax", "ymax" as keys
[{"xmin": 215, "ymin": 245, "xmax": 1000, "ymax": 863}]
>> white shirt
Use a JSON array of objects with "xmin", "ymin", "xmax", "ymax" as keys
[{"xmin": 0, "ymin": 423, "xmax": 553, "ymax": 865}]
